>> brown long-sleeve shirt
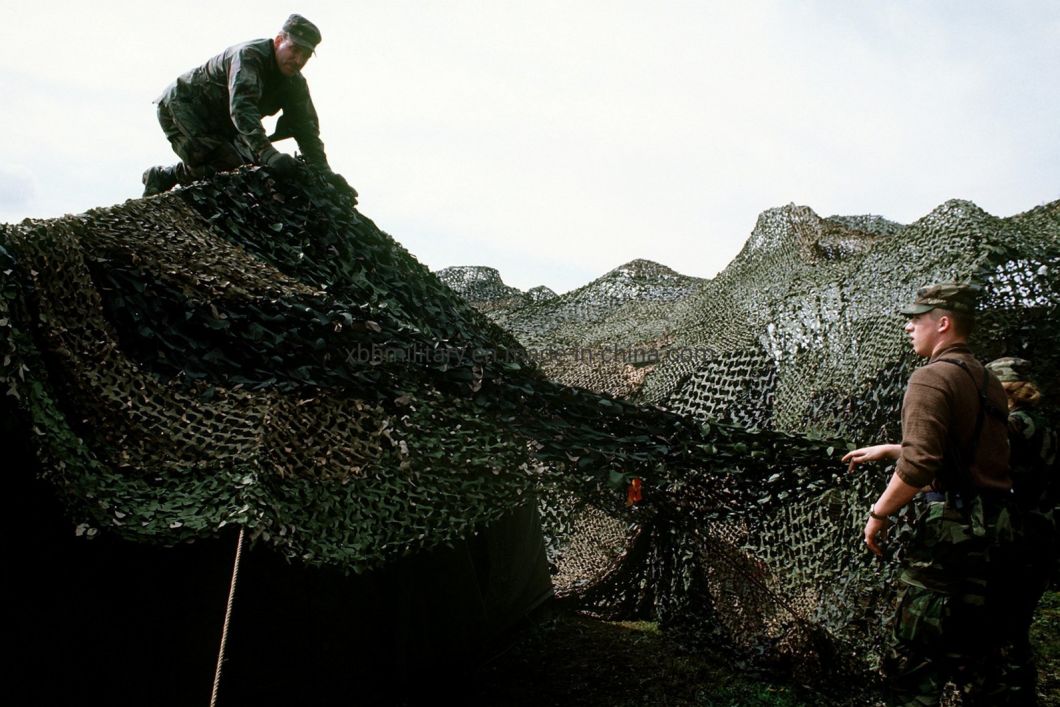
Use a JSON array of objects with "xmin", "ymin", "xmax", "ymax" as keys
[{"xmin": 895, "ymin": 344, "xmax": 1011, "ymax": 491}]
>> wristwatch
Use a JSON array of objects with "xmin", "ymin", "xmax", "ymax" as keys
[{"xmin": 868, "ymin": 505, "xmax": 890, "ymax": 521}]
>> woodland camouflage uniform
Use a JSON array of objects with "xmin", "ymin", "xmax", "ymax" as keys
[
  {"xmin": 987, "ymin": 357, "xmax": 1059, "ymax": 515},
  {"xmin": 142, "ymin": 15, "xmax": 352, "ymax": 198},
  {"xmin": 986, "ymin": 356, "xmax": 1059, "ymax": 702},
  {"xmin": 156, "ymin": 38, "xmax": 326, "ymax": 169}
]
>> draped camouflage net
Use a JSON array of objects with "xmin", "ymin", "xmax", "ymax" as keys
[
  {"xmin": 445, "ymin": 198, "xmax": 1060, "ymax": 696},
  {"xmin": 0, "ymin": 169, "xmax": 829, "ymax": 567},
  {"xmin": 3, "ymin": 169, "xmax": 1056, "ymax": 697}
]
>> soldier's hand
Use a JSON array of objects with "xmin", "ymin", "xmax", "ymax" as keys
[
  {"xmin": 842, "ymin": 444, "xmax": 901, "ymax": 473},
  {"xmin": 265, "ymin": 152, "xmax": 302, "ymax": 178},
  {"xmin": 863, "ymin": 515, "xmax": 889, "ymax": 557},
  {"xmin": 325, "ymin": 170, "xmax": 358, "ymax": 204}
]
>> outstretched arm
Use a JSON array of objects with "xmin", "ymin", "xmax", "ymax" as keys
[
  {"xmin": 841, "ymin": 443, "xmax": 911, "ymax": 557},
  {"xmin": 863, "ymin": 472, "xmax": 920, "ymax": 557},
  {"xmin": 227, "ymin": 48, "xmax": 277, "ymax": 164},
  {"xmin": 841, "ymin": 443, "xmax": 901, "ymax": 473},
  {"xmin": 276, "ymin": 82, "xmax": 328, "ymax": 168}
]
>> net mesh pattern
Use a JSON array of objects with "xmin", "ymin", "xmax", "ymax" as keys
[
  {"xmin": 465, "ymin": 198, "xmax": 1059, "ymax": 694},
  {"xmin": 2, "ymin": 171, "xmax": 1056, "ymax": 695}
]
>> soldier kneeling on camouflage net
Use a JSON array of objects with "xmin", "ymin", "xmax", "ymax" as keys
[
  {"xmin": 843, "ymin": 282, "xmax": 1029, "ymax": 705},
  {"xmin": 142, "ymin": 14, "xmax": 356, "ymax": 202}
]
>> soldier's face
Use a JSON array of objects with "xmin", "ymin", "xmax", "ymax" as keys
[
  {"xmin": 905, "ymin": 312, "xmax": 940, "ymax": 357},
  {"xmin": 274, "ymin": 34, "xmax": 312, "ymax": 77}
]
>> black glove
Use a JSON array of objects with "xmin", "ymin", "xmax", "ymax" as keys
[
  {"xmin": 264, "ymin": 152, "xmax": 302, "ymax": 178},
  {"xmin": 325, "ymin": 170, "xmax": 358, "ymax": 205}
]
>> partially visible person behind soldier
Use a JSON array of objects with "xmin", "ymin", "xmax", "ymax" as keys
[
  {"xmin": 842, "ymin": 282, "xmax": 1027, "ymax": 705},
  {"xmin": 987, "ymin": 357, "xmax": 1059, "ymax": 515},
  {"xmin": 141, "ymin": 14, "xmax": 356, "ymax": 202},
  {"xmin": 986, "ymin": 355, "xmax": 1058, "ymax": 701}
]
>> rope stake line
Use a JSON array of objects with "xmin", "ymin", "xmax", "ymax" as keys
[{"xmin": 210, "ymin": 527, "xmax": 245, "ymax": 707}]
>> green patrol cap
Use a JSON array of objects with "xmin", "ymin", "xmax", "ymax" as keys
[
  {"xmin": 899, "ymin": 281, "xmax": 981, "ymax": 316},
  {"xmin": 282, "ymin": 14, "xmax": 321, "ymax": 52},
  {"xmin": 986, "ymin": 356, "xmax": 1034, "ymax": 383}
]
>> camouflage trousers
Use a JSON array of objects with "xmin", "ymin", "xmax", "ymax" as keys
[
  {"xmin": 882, "ymin": 494, "xmax": 1038, "ymax": 706},
  {"xmin": 156, "ymin": 100, "xmax": 252, "ymax": 182}
]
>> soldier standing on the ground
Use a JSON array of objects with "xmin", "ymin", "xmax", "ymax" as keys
[
  {"xmin": 843, "ymin": 282, "xmax": 1026, "ymax": 705},
  {"xmin": 142, "ymin": 14, "xmax": 355, "ymax": 201},
  {"xmin": 986, "ymin": 355, "xmax": 1058, "ymax": 700}
]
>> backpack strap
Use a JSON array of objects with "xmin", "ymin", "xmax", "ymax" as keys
[
  {"xmin": 931, "ymin": 357, "xmax": 1006, "ymax": 496},
  {"xmin": 935, "ymin": 358, "xmax": 1008, "ymax": 423}
]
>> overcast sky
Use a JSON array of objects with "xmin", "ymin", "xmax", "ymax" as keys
[{"xmin": 2, "ymin": 2, "xmax": 1058, "ymax": 293}]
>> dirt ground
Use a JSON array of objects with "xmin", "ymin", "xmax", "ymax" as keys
[{"xmin": 471, "ymin": 591, "xmax": 1060, "ymax": 706}]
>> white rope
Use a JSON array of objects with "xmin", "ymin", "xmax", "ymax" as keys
[{"xmin": 210, "ymin": 527, "xmax": 245, "ymax": 707}]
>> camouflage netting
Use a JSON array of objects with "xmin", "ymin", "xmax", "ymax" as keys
[
  {"xmin": 0, "ymin": 169, "xmax": 833, "ymax": 594},
  {"xmin": 454, "ymin": 198, "xmax": 1059, "ymax": 694},
  {"xmin": 441, "ymin": 260, "xmax": 707, "ymax": 400},
  {"xmin": 4, "ymin": 169, "xmax": 1056, "ymax": 696},
  {"xmin": 435, "ymin": 265, "xmax": 556, "ymax": 313}
]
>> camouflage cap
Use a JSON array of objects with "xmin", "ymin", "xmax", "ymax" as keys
[
  {"xmin": 898, "ymin": 281, "xmax": 981, "ymax": 316},
  {"xmin": 282, "ymin": 14, "xmax": 321, "ymax": 52},
  {"xmin": 986, "ymin": 356, "xmax": 1034, "ymax": 383}
]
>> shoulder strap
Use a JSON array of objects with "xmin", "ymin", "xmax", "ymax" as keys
[
  {"xmin": 930, "ymin": 357, "xmax": 1006, "ymax": 494},
  {"xmin": 934, "ymin": 358, "xmax": 1008, "ymax": 422}
]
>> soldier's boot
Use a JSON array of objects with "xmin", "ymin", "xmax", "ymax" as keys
[
  {"xmin": 173, "ymin": 162, "xmax": 219, "ymax": 186},
  {"xmin": 141, "ymin": 165, "xmax": 179, "ymax": 197}
]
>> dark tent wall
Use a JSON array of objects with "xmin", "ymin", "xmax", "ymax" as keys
[
  {"xmin": 7, "ymin": 398, "xmax": 553, "ymax": 706},
  {"xmin": 220, "ymin": 502, "xmax": 553, "ymax": 705}
]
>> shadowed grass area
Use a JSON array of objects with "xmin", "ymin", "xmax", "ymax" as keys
[
  {"xmin": 1033, "ymin": 590, "xmax": 1060, "ymax": 706},
  {"xmin": 473, "ymin": 611, "xmax": 822, "ymax": 706},
  {"xmin": 473, "ymin": 592, "xmax": 1060, "ymax": 706}
]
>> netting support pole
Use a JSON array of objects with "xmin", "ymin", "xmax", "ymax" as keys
[{"xmin": 210, "ymin": 526, "xmax": 245, "ymax": 707}]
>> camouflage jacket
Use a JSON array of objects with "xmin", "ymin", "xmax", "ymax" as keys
[
  {"xmin": 1009, "ymin": 407, "xmax": 1058, "ymax": 511},
  {"xmin": 157, "ymin": 39, "xmax": 328, "ymax": 167}
]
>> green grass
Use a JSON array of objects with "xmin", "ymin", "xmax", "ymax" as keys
[
  {"xmin": 1032, "ymin": 590, "xmax": 1060, "ymax": 706},
  {"xmin": 474, "ymin": 611, "xmax": 820, "ymax": 706},
  {"xmin": 472, "ymin": 593, "xmax": 1060, "ymax": 706}
]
